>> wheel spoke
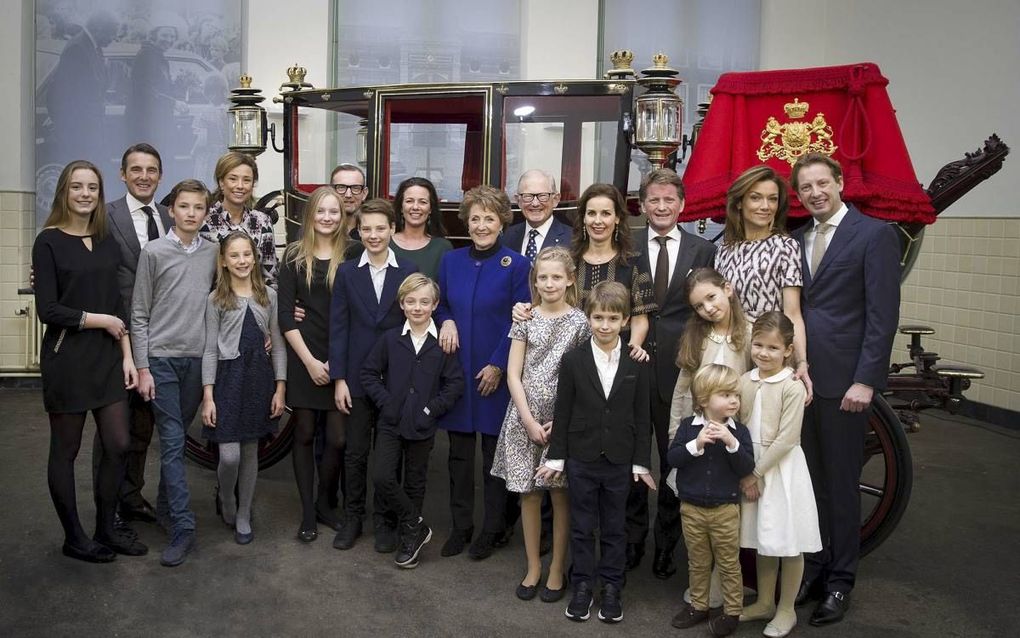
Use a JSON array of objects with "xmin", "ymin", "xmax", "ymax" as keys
[{"xmin": 860, "ymin": 483, "xmax": 884, "ymax": 498}]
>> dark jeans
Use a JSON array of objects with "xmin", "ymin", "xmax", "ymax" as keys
[
  {"xmin": 372, "ymin": 428, "xmax": 434, "ymax": 525},
  {"xmin": 344, "ymin": 397, "xmax": 393, "ymax": 529},
  {"xmin": 626, "ymin": 374, "xmax": 682, "ymax": 549},
  {"xmin": 568, "ymin": 457, "xmax": 630, "ymax": 588},
  {"xmin": 801, "ymin": 396, "xmax": 868, "ymax": 593},
  {"xmin": 91, "ymin": 390, "xmax": 155, "ymax": 509},
  {"xmin": 149, "ymin": 357, "xmax": 203, "ymax": 535},
  {"xmin": 447, "ymin": 431, "xmax": 506, "ymax": 534}
]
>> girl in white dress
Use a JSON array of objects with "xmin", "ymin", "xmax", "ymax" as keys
[{"xmin": 738, "ymin": 311, "xmax": 821, "ymax": 638}]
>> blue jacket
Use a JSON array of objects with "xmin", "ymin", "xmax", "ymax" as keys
[
  {"xmin": 503, "ymin": 218, "xmax": 573, "ymax": 257},
  {"xmin": 792, "ymin": 205, "xmax": 900, "ymax": 398},
  {"xmin": 328, "ymin": 255, "xmax": 418, "ymax": 397},
  {"xmin": 360, "ymin": 327, "xmax": 465, "ymax": 440},
  {"xmin": 435, "ymin": 244, "xmax": 531, "ymax": 435},
  {"xmin": 667, "ymin": 414, "xmax": 754, "ymax": 507}
]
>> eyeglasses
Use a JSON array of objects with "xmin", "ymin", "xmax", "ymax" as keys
[
  {"xmin": 518, "ymin": 192, "xmax": 555, "ymax": 204},
  {"xmin": 332, "ymin": 183, "xmax": 366, "ymax": 195}
]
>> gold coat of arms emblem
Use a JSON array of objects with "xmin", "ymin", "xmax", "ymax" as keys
[{"xmin": 756, "ymin": 98, "xmax": 837, "ymax": 165}]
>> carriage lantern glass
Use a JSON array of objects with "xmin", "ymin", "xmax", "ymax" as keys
[
  {"xmin": 634, "ymin": 53, "xmax": 683, "ymax": 168},
  {"xmin": 228, "ymin": 74, "xmax": 269, "ymax": 156}
]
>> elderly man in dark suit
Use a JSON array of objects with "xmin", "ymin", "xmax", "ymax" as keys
[
  {"xmin": 627, "ymin": 168, "xmax": 717, "ymax": 577},
  {"xmin": 93, "ymin": 144, "xmax": 174, "ymax": 537},
  {"xmin": 504, "ymin": 170, "xmax": 572, "ymax": 261},
  {"xmin": 790, "ymin": 153, "xmax": 900, "ymax": 626}
]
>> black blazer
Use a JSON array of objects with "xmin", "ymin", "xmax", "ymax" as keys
[
  {"xmin": 106, "ymin": 196, "xmax": 173, "ymax": 319},
  {"xmin": 792, "ymin": 205, "xmax": 900, "ymax": 398},
  {"xmin": 503, "ymin": 218, "xmax": 573, "ymax": 256},
  {"xmin": 632, "ymin": 226, "xmax": 717, "ymax": 402},
  {"xmin": 360, "ymin": 327, "xmax": 465, "ymax": 440},
  {"xmin": 547, "ymin": 341, "xmax": 651, "ymax": 467}
]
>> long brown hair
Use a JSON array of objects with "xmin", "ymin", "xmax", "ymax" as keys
[
  {"xmin": 44, "ymin": 160, "xmax": 108, "ymax": 239},
  {"xmin": 212, "ymin": 231, "xmax": 270, "ymax": 309},
  {"xmin": 676, "ymin": 268, "xmax": 747, "ymax": 373},
  {"xmin": 723, "ymin": 165, "xmax": 789, "ymax": 245},
  {"xmin": 571, "ymin": 183, "xmax": 633, "ymax": 265},
  {"xmin": 529, "ymin": 246, "xmax": 578, "ymax": 307},
  {"xmin": 283, "ymin": 186, "xmax": 348, "ymax": 290}
]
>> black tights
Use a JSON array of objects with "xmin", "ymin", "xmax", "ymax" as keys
[
  {"xmin": 47, "ymin": 401, "xmax": 130, "ymax": 546},
  {"xmin": 291, "ymin": 409, "xmax": 346, "ymax": 528}
]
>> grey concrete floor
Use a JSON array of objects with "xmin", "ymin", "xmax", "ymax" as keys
[{"xmin": 0, "ymin": 387, "xmax": 1017, "ymax": 637}]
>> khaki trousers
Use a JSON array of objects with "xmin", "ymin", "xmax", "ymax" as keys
[{"xmin": 680, "ymin": 501, "xmax": 742, "ymax": 616}]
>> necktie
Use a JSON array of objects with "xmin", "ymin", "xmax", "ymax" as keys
[
  {"xmin": 525, "ymin": 228, "xmax": 540, "ymax": 262},
  {"xmin": 654, "ymin": 236, "xmax": 670, "ymax": 306},
  {"xmin": 810, "ymin": 222, "xmax": 832, "ymax": 276},
  {"xmin": 141, "ymin": 205, "xmax": 160, "ymax": 241}
]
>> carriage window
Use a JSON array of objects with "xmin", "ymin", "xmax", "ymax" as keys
[
  {"xmin": 293, "ymin": 105, "xmax": 368, "ymax": 193},
  {"xmin": 387, "ymin": 123, "xmax": 467, "ymax": 201}
]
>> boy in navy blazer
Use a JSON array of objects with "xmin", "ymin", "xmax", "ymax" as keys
[
  {"xmin": 362, "ymin": 274, "xmax": 464, "ymax": 568},
  {"xmin": 329, "ymin": 199, "xmax": 418, "ymax": 551},
  {"xmin": 537, "ymin": 281, "xmax": 655, "ymax": 624},
  {"xmin": 790, "ymin": 153, "xmax": 900, "ymax": 626}
]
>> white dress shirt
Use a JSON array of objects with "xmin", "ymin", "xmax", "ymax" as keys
[
  {"xmin": 523, "ymin": 215, "xmax": 556, "ymax": 254},
  {"xmin": 166, "ymin": 228, "xmax": 203, "ymax": 255},
  {"xmin": 804, "ymin": 203, "xmax": 848, "ymax": 269},
  {"xmin": 401, "ymin": 318, "xmax": 438, "ymax": 355},
  {"xmin": 127, "ymin": 192, "xmax": 166, "ymax": 249},
  {"xmin": 684, "ymin": 413, "xmax": 742, "ymax": 456},
  {"xmin": 358, "ymin": 248, "xmax": 399, "ymax": 302},
  {"xmin": 647, "ymin": 225, "xmax": 683, "ymax": 289}
]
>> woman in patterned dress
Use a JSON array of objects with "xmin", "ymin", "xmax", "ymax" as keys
[
  {"xmin": 570, "ymin": 183, "xmax": 655, "ymax": 362},
  {"xmin": 714, "ymin": 165, "xmax": 813, "ymax": 398}
]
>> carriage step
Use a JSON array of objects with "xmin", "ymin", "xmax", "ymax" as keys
[
  {"xmin": 899, "ymin": 325, "xmax": 935, "ymax": 335},
  {"xmin": 932, "ymin": 365, "xmax": 984, "ymax": 379}
]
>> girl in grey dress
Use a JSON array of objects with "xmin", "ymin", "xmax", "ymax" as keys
[{"xmin": 492, "ymin": 247, "xmax": 590, "ymax": 600}]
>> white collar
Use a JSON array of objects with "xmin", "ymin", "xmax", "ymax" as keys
[
  {"xmin": 750, "ymin": 366, "xmax": 794, "ymax": 384},
  {"xmin": 525, "ymin": 215, "xmax": 555, "ymax": 237},
  {"xmin": 359, "ymin": 247, "xmax": 398, "ymax": 269},
  {"xmin": 692, "ymin": 413, "xmax": 738, "ymax": 430},
  {"xmin": 126, "ymin": 192, "xmax": 157, "ymax": 215},
  {"xmin": 812, "ymin": 203, "xmax": 848, "ymax": 230},
  {"xmin": 649, "ymin": 225, "xmax": 683, "ymax": 244},
  {"xmin": 402, "ymin": 318, "xmax": 438, "ymax": 340},
  {"xmin": 590, "ymin": 336, "xmax": 621, "ymax": 362}
]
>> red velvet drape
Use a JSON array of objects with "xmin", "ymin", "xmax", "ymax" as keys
[{"xmin": 681, "ymin": 62, "xmax": 934, "ymax": 223}]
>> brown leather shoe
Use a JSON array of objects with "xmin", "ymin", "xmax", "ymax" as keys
[
  {"xmin": 709, "ymin": 613, "xmax": 739, "ymax": 637},
  {"xmin": 671, "ymin": 604, "xmax": 710, "ymax": 629}
]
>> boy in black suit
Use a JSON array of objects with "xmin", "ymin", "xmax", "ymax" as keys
[
  {"xmin": 537, "ymin": 281, "xmax": 655, "ymax": 624},
  {"xmin": 668, "ymin": 364, "xmax": 755, "ymax": 637},
  {"xmin": 361, "ymin": 274, "xmax": 464, "ymax": 568}
]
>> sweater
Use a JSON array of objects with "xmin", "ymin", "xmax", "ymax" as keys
[
  {"xmin": 667, "ymin": 414, "xmax": 755, "ymax": 507},
  {"xmin": 202, "ymin": 289, "xmax": 287, "ymax": 386},
  {"xmin": 131, "ymin": 236, "xmax": 218, "ymax": 368}
]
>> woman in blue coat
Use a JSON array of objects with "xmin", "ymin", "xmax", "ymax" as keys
[{"xmin": 436, "ymin": 185, "xmax": 531, "ymax": 560}]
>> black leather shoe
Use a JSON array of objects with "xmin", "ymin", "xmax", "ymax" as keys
[
  {"xmin": 440, "ymin": 528, "xmax": 473, "ymax": 557},
  {"xmin": 516, "ymin": 581, "xmax": 538, "ymax": 601},
  {"xmin": 540, "ymin": 584, "xmax": 566, "ymax": 603},
  {"xmin": 120, "ymin": 500, "xmax": 158, "ymax": 523},
  {"xmin": 671, "ymin": 604, "xmax": 709, "ymax": 629},
  {"xmin": 62, "ymin": 540, "xmax": 116, "ymax": 563},
  {"xmin": 795, "ymin": 579, "xmax": 824, "ymax": 607},
  {"xmin": 810, "ymin": 591, "xmax": 850, "ymax": 626},
  {"xmin": 234, "ymin": 529, "xmax": 254, "ymax": 545},
  {"xmin": 297, "ymin": 527, "xmax": 318, "ymax": 543},
  {"xmin": 652, "ymin": 548, "xmax": 676, "ymax": 579},
  {"xmin": 624, "ymin": 542, "xmax": 644, "ymax": 571},
  {"xmin": 332, "ymin": 516, "xmax": 362, "ymax": 550},
  {"xmin": 95, "ymin": 531, "xmax": 148, "ymax": 556},
  {"xmin": 468, "ymin": 531, "xmax": 499, "ymax": 560}
]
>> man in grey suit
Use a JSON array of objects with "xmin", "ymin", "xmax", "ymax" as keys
[
  {"xmin": 627, "ymin": 168, "xmax": 717, "ymax": 577},
  {"xmin": 504, "ymin": 170, "xmax": 573, "ymax": 261},
  {"xmin": 95, "ymin": 143, "xmax": 174, "ymax": 535}
]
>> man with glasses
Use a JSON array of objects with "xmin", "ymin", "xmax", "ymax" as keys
[
  {"xmin": 505, "ymin": 170, "xmax": 571, "ymax": 261},
  {"xmin": 331, "ymin": 163, "xmax": 369, "ymax": 238}
]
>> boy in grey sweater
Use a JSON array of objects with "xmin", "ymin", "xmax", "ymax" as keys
[{"xmin": 131, "ymin": 179, "xmax": 217, "ymax": 567}]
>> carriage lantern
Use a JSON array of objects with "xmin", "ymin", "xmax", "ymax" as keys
[
  {"xmin": 227, "ymin": 74, "xmax": 270, "ymax": 156},
  {"xmin": 634, "ymin": 53, "xmax": 684, "ymax": 168}
]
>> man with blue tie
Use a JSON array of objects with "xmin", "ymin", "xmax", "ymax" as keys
[
  {"xmin": 790, "ymin": 153, "xmax": 900, "ymax": 626},
  {"xmin": 504, "ymin": 170, "xmax": 572, "ymax": 261}
]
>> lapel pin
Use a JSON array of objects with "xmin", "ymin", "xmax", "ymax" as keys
[{"xmin": 500, "ymin": 256, "xmax": 512, "ymax": 267}]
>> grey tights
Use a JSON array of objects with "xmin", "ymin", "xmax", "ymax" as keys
[{"xmin": 217, "ymin": 441, "xmax": 259, "ymax": 535}]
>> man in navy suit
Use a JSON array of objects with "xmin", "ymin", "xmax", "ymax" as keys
[
  {"xmin": 628, "ymin": 168, "xmax": 716, "ymax": 578},
  {"xmin": 790, "ymin": 153, "xmax": 900, "ymax": 626},
  {"xmin": 95, "ymin": 143, "xmax": 174, "ymax": 534},
  {"xmin": 504, "ymin": 170, "xmax": 572, "ymax": 261}
]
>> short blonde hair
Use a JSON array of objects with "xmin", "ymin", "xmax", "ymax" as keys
[
  {"xmin": 397, "ymin": 273, "xmax": 440, "ymax": 304},
  {"xmin": 458, "ymin": 184, "xmax": 513, "ymax": 227},
  {"xmin": 691, "ymin": 364, "xmax": 741, "ymax": 415}
]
